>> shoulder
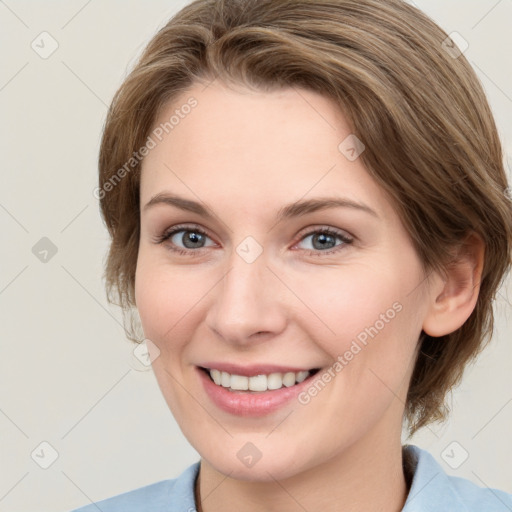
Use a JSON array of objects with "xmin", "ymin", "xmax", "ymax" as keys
[
  {"xmin": 403, "ymin": 444, "xmax": 512, "ymax": 511},
  {"xmin": 69, "ymin": 480, "xmax": 175, "ymax": 512},
  {"xmin": 68, "ymin": 461, "xmax": 200, "ymax": 512},
  {"xmin": 447, "ymin": 472, "xmax": 512, "ymax": 510}
]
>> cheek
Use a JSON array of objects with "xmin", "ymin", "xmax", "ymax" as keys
[
  {"xmin": 291, "ymin": 269, "xmax": 423, "ymax": 440},
  {"xmin": 296, "ymin": 261, "xmax": 423, "ymax": 372},
  {"xmin": 134, "ymin": 254, "xmax": 200, "ymax": 349},
  {"xmin": 299, "ymin": 266, "xmax": 390, "ymax": 331},
  {"xmin": 134, "ymin": 256, "xmax": 204, "ymax": 418},
  {"xmin": 135, "ymin": 264, "xmax": 169, "ymax": 342}
]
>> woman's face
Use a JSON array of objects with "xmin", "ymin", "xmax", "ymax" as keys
[{"xmin": 135, "ymin": 80, "xmax": 433, "ymax": 480}]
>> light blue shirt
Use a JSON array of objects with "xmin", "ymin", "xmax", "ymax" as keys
[{"xmin": 69, "ymin": 445, "xmax": 512, "ymax": 511}]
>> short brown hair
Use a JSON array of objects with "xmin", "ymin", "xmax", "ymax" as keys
[{"xmin": 97, "ymin": 0, "xmax": 512, "ymax": 435}]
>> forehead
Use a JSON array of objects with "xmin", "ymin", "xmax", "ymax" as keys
[
  {"xmin": 147, "ymin": 80, "xmax": 351, "ymax": 164},
  {"xmin": 140, "ymin": 80, "xmax": 392, "ymax": 220}
]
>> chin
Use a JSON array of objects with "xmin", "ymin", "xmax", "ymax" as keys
[{"xmin": 202, "ymin": 448, "xmax": 309, "ymax": 482}]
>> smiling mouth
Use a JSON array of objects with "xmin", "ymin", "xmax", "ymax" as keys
[{"xmin": 199, "ymin": 366, "xmax": 321, "ymax": 393}]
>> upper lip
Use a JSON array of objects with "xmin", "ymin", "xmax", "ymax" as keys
[{"xmin": 198, "ymin": 362, "xmax": 319, "ymax": 377}]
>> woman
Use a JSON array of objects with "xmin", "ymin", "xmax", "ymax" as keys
[{"xmin": 73, "ymin": 0, "xmax": 512, "ymax": 510}]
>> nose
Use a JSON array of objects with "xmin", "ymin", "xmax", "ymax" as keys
[{"xmin": 205, "ymin": 249, "xmax": 287, "ymax": 346}]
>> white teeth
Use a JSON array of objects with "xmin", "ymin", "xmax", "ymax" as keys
[
  {"xmin": 208, "ymin": 368, "xmax": 313, "ymax": 392},
  {"xmin": 211, "ymin": 369, "xmax": 222, "ymax": 385},
  {"xmin": 221, "ymin": 371, "xmax": 231, "ymax": 387},
  {"xmin": 230, "ymin": 374, "xmax": 249, "ymax": 390},
  {"xmin": 248, "ymin": 374, "xmax": 267, "ymax": 391},
  {"xmin": 296, "ymin": 370, "xmax": 309, "ymax": 383},
  {"xmin": 282, "ymin": 372, "xmax": 296, "ymax": 387}
]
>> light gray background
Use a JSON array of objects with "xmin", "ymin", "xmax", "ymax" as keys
[{"xmin": 0, "ymin": 1, "xmax": 511, "ymax": 511}]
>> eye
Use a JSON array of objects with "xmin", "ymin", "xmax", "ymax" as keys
[
  {"xmin": 153, "ymin": 224, "xmax": 216, "ymax": 255},
  {"xmin": 153, "ymin": 224, "xmax": 353, "ymax": 257},
  {"xmin": 294, "ymin": 227, "xmax": 353, "ymax": 256}
]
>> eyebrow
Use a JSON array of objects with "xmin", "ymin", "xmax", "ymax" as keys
[{"xmin": 142, "ymin": 192, "xmax": 379, "ymax": 221}]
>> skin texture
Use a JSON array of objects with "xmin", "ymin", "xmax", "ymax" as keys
[{"xmin": 135, "ymin": 80, "xmax": 484, "ymax": 512}]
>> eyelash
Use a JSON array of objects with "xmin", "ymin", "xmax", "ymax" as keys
[{"xmin": 153, "ymin": 223, "xmax": 354, "ymax": 257}]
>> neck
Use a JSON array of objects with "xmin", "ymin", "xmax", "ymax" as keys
[{"xmin": 195, "ymin": 430, "xmax": 409, "ymax": 512}]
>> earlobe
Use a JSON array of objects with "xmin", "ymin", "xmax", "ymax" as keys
[{"xmin": 422, "ymin": 232, "xmax": 485, "ymax": 338}]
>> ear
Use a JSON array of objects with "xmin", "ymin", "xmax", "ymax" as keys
[{"xmin": 422, "ymin": 232, "xmax": 485, "ymax": 337}]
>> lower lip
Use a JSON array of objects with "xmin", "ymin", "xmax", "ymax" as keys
[{"xmin": 197, "ymin": 367, "xmax": 319, "ymax": 417}]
